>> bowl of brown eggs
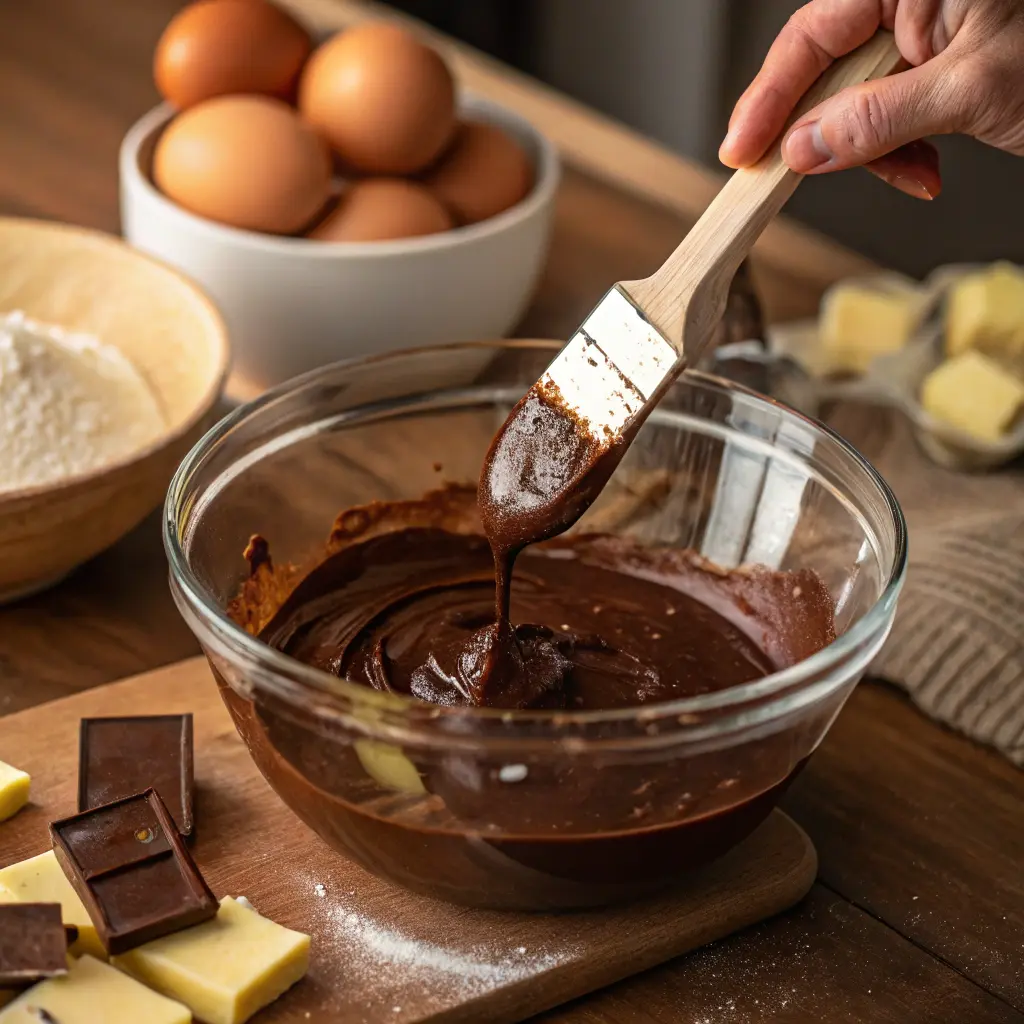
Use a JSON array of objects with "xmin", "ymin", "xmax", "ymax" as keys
[{"xmin": 120, "ymin": 0, "xmax": 559, "ymax": 395}]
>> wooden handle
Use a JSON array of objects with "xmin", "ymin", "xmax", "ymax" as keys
[{"xmin": 621, "ymin": 31, "xmax": 904, "ymax": 362}]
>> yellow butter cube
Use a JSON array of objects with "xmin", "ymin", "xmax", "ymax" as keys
[
  {"xmin": 113, "ymin": 896, "xmax": 310, "ymax": 1024},
  {"xmin": 921, "ymin": 350, "xmax": 1024, "ymax": 442},
  {"xmin": 0, "ymin": 763, "xmax": 29, "ymax": 824},
  {"xmin": 0, "ymin": 955, "xmax": 190, "ymax": 1024},
  {"xmin": 821, "ymin": 283, "xmax": 921, "ymax": 373},
  {"xmin": 946, "ymin": 261, "xmax": 1024, "ymax": 359},
  {"xmin": 355, "ymin": 739, "xmax": 426, "ymax": 794},
  {"xmin": 0, "ymin": 852, "xmax": 105, "ymax": 959}
]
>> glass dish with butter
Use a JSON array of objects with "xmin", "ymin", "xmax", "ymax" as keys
[{"xmin": 767, "ymin": 261, "xmax": 1024, "ymax": 470}]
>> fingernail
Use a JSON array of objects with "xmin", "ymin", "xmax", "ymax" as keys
[
  {"xmin": 784, "ymin": 121, "xmax": 833, "ymax": 172},
  {"xmin": 719, "ymin": 129, "xmax": 740, "ymax": 167},
  {"xmin": 890, "ymin": 174, "xmax": 937, "ymax": 200}
]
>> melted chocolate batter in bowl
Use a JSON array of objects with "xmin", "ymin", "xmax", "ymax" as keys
[{"xmin": 167, "ymin": 342, "xmax": 906, "ymax": 910}]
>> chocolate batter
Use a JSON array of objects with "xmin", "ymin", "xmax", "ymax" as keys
[
  {"xmin": 225, "ymin": 485, "xmax": 837, "ymax": 908},
  {"xmin": 259, "ymin": 527, "xmax": 829, "ymax": 713}
]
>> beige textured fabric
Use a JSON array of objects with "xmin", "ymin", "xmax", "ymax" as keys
[{"xmin": 826, "ymin": 403, "xmax": 1024, "ymax": 766}]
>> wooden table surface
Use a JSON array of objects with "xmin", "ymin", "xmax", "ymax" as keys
[{"xmin": 1, "ymin": 3, "xmax": 1021, "ymax": 1023}]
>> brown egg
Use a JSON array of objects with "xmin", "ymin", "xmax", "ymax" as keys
[
  {"xmin": 423, "ymin": 121, "xmax": 534, "ymax": 225},
  {"xmin": 154, "ymin": 95, "xmax": 331, "ymax": 234},
  {"xmin": 298, "ymin": 24, "xmax": 456, "ymax": 175},
  {"xmin": 307, "ymin": 179, "xmax": 452, "ymax": 242},
  {"xmin": 154, "ymin": 0, "xmax": 312, "ymax": 109}
]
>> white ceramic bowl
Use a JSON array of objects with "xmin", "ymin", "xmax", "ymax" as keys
[{"xmin": 120, "ymin": 96, "xmax": 560, "ymax": 396}]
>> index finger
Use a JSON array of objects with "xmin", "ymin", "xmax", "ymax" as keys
[{"xmin": 720, "ymin": 0, "xmax": 897, "ymax": 168}]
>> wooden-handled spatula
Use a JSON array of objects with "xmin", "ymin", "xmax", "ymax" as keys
[
  {"xmin": 546, "ymin": 30, "xmax": 905, "ymax": 437},
  {"xmin": 480, "ymin": 32, "xmax": 905, "ymax": 555}
]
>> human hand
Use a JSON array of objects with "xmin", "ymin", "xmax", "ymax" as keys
[{"xmin": 719, "ymin": 0, "xmax": 1024, "ymax": 199}]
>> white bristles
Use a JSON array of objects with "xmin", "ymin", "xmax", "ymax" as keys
[{"xmin": 541, "ymin": 287, "xmax": 679, "ymax": 440}]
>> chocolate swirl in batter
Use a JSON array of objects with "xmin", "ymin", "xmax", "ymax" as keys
[{"xmin": 251, "ymin": 490, "xmax": 835, "ymax": 713}]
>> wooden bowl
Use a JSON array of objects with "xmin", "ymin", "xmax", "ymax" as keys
[{"xmin": 0, "ymin": 218, "xmax": 229, "ymax": 602}]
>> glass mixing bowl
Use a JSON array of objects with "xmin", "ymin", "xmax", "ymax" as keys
[{"xmin": 165, "ymin": 341, "xmax": 906, "ymax": 910}]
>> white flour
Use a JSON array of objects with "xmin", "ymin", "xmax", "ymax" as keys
[
  {"xmin": 0, "ymin": 310, "xmax": 165, "ymax": 492},
  {"xmin": 676, "ymin": 935, "xmax": 813, "ymax": 1022},
  {"xmin": 323, "ymin": 904, "xmax": 570, "ymax": 989},
  {"xmin": 305, "ymin": 876, "xmax": 580, "ymax": 1015}
]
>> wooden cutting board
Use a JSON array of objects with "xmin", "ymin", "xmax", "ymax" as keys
[{"xmin": 0, "ymin": 658, "xmax": 816, "ymax": 1023}]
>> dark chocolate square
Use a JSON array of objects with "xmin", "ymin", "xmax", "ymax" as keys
[
  {"xmin": 50, "ymin": 789, "xmax": 217, "ymax": 955},
  {"xmin": 58, "ymin": 792, "xmax": 174, "ymax": 880},
  {"xmin": 0, "ymin": 903, "xmax": 68, "ymax": 985},
  {"xmin": 78, "ymin": 715, "xmax": 194, "ymax": 837}
]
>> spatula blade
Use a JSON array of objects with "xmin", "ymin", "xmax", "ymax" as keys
[{"xmin": 540, "ymin": 286, "xmax": 679, "ymax": 443}]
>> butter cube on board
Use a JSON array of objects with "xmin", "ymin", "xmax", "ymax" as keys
[
  {"xmin": 921, "ymin": 350, "xmax": 1024, "ymax": 442},
  {"xmin": 0, "ymin": 852, "xmax": 104, "ymax": 959},
  {"xmin": 113, "ymin": 896, "xmax": 310, "ymax": 1024},
  {"xmin": 820, "ymin": 283, "xmax": 921, "ymax": 373},
  {"xmin": 0, "ymin": 762, "xmax": 29, "ymax": 823},
  {"xmin": 0, "ymin": 955, "xmax": 190, "ymax": 1024},
  {"xmin": 946, "ymin": 261, "xmax": 1024, "ymax": 360}
]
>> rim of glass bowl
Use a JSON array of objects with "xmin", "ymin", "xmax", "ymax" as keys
[{"xmin": 165, "ymin": 340, "xmax": 908, "ymax": 735}]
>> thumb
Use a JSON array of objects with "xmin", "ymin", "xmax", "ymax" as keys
[{"xmin": 782, "ymin": 57, "xmax": 960, "ymax": 174}]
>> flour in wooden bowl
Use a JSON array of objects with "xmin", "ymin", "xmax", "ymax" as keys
[{"xmin": 0, "ymin": 310, "xmax": 166, "ymax": 492}]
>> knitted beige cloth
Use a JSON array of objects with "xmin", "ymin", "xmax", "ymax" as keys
[{"xmin": 826, "ymin": 403, "xmax": 1024, "ymax": 766}]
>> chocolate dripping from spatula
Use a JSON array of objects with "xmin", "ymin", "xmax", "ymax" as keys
[{"xmin": 471, "ymin": 264, "xmax": 768, "ymax": 708}]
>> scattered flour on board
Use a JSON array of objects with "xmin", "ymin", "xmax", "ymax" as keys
[
  {"xmin": 305, "ymin": 875, "xmax": 580, "ymax": 1012},
  {"xmin": 0, "ymin": 310, "xmax": 165, "ymax": 491}
]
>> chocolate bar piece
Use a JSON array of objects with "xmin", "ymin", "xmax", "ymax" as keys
[
  {"xmin": 50, "ymin": 789, "xmax": 217, "ymax": 955},
  {"xmin": 0, "ymin": 903, "xmax": 69, "ymax": 985},
  {"xmin": 79, "ymin": 715, "xmax": 194, "ymax": 837}
]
